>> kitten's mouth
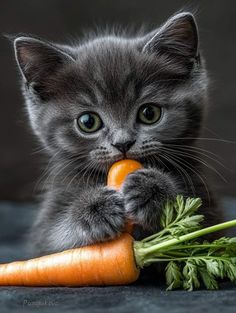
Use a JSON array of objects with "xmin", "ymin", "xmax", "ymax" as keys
[
  {"xmin": 115, "ymin": 152, "xmax": 145, "ymax": 165},
  {"xmin": 93, "ymin": 148, "xmax": 160, "ymax": 169},
  {"xmin": 112, "ymin": 153, "xmax": 129, "ymax": 162},
  {"xmin": 95, "ymin": 153, "xmax": 139, "ymax": 170},
  {"xmin": 118, "ymin": 152, "xmax": 138, "ymax": 161},
  {"xmin": 112, "ymin": 151, "xmax": 150, "ymax": 163},
  {"xmin": 94, "ymin": 153, "xmax": 125, "ymax": 165},
  {"xmin": 125, "ymin": 149, "xmax": 160, "ymax": 164}
]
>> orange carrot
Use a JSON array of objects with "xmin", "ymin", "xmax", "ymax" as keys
[
  {"xmin": 1, "ymin": 157, "xmax": 236, "ymax": 287},
  {"xmin": 0, "ymin": 233, "xmax": 139, "ymax": 286},
  {"xmin": 107, "ymin": 159, "xmax": 142, "ymax": 190},
  {"xmin": 107, "ymin": 159, "xmax": 142, "ymax": 233},
  {"xmin": 0, "ymin": 159, "xmax": 142, "ymax": 286}
]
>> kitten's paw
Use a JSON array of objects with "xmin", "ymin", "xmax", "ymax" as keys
[
  {"xmin": 81, "ymin": 187, "xmax": 125, "ymax": 242},
  {"xmin": 121, "ymin": 168, "xmax": 177, "ymax": 230}
]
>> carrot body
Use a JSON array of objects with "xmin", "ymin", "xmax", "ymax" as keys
[
  {"xmin": 107, "ymin": 159, "xmax": 142, "ymax": 233},
  {"xmin": 0, "ymin": 159, "xmax": 142, "ymax": 286},
  {"xmin": 0, "ymin": 233, "xmax": 139, "ymax": 286}
]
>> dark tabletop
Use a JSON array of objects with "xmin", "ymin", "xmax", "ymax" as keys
[{"xmin": 0, "ymin": 200, "xmax": 236, "ymax": 313}]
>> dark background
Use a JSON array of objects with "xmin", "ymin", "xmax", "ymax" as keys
[{"xmin": 0, "ymin": 0, "xmax": 236, "ymax": 201}]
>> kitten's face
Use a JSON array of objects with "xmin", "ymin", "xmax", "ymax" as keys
[{"xmin": 14, "ymin": 12, "xmax": 208, "ymax": 173}]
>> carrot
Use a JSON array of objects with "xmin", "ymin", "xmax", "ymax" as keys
[
  {"xmin": 0, "ymin": 219, "xmax": 235, "ymax": 288},
  {"xmin": 1, "ymin": 159, "xmax": 236, "ymax": 288},
  {"xmin": 0, "ymin": 233, "xmax": 139, "ymax": 286},
  {"xmin": 107, "ymin": 159, "xmax": 142, "ymax": 233},
  {"xmin": 0, "ymin": 159, "xmax": 142, "ymax": 286},
  {"xmin": 107, "ymin": 159, "xmax": 142, "ymax": 190}
]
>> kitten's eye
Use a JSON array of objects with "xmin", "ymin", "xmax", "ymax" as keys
[
  {"xmin": 77, "ymin": 112, "xmax": 103, "ymax": 133},
  {"xmin": 137, "ymin": 104, "xmax": 161, "ymax": 125}
]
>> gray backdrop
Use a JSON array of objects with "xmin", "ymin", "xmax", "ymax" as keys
[{"xmin": 0, "ymin": 0, "xmax": 235, "ymax": 201}]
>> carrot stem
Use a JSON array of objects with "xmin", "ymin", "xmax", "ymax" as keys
[{"xmin": 134, "ymin": 219, "xmax": 236, "ymax": 268}]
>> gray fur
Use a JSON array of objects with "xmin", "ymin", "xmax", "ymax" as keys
[
  {"xmin": 12, "ymin": 12, "xmax": 223, "ymax": 256},
  {"xmin": 122, "ymin": 168, "xmax": 180, "ymax": 231}
]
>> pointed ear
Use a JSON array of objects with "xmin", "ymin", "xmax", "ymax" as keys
[
  {"xmin": 14, "ymin": 36, "xmax": 75, "ymax": 84},
  {"xmin": 142, "ymin": 12, "xmax": 199, "ymax": 61}
]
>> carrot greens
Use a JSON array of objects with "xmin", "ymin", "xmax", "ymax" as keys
[{"xmin": 133, "ymin": 196, "xmax": 236, "ymax": 291}]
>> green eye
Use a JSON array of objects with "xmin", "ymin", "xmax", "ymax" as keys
[
  {"xmin": 77, "ymin": 112, "xmax": 103, "ymax": 133},
  {"xmin": 137, "ymin": 104, "xmax": 161, "ymax": 125}
]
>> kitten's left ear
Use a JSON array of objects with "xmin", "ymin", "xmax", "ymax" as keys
[{"xmin": 142, "ymin": 12, "xmax": 199, "ymax": 62}]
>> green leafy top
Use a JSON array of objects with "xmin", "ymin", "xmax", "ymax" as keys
[
  {"xmin": 160, "ymin": 196, "xmax": 203, "ymax": 230},
  {"xmin": 134, "ymin": 195, "xmax": 236, "ymax": 291},
  {"xmin": 142, "ymin": 196, "xmax": 204, "ymax": 245}
]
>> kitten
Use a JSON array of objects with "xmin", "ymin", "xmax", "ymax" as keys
[{"xmin": 13, "ymin": 12, "xmax": 223, "ymax": 256}]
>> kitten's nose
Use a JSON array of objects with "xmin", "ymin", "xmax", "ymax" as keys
[{"xmin": 112, "ymin": 140, "xmax": 136, "ymax": 154}]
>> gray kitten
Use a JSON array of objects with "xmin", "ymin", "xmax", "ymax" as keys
[{"xmin": 13, "ymin": 12, "xmax": 223, "ymax": 256}]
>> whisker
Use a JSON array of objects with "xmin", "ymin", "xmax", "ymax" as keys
[
  {"xmin": 88, "ymin": 160, "xmax": 97, "ymax": 187},
  {"xmin": 161, "ymin": 152, "xmax": 196, "ymax": 197},
  {"xmin": 161, "ymin": 146, "xmax": 227, "ymax": 183},
  {"xmin": 164, "ymin": 137, "xmax": 236, "ymax": 145},
  {"xmin": 31, "ymin": 146, "xmax": 49, "ymax": 155},
  {"xmin": 86, "ymin": 159, "xmax": 97, "ymax": 188},
  {"xmin": 34, "ymin": 150, "xmax": 62, "ymax": 191},
  {"xmin": 163, "ymin": 151, "xmax": 211, "ymax": 205},
  {"xmin": 163, "ymin": 143, "xmax": 225, "ymax": 163}
]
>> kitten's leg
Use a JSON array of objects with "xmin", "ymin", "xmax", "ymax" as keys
[
  {"xmin": 30, "ymin": 186, "xmax": 125, "ymax": 255},
  {"xmin": 121, "ymin": 168, "xmax": 180, "ymax": 233}
]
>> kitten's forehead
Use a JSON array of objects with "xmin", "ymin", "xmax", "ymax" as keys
[
  {"xmin": 70, "ymin": 39, "xmax": 142, "ymax": 109},
  {"xmin": 78, "ymin": 37, "xmax": 136, "ymax": 66},
  {"xmin": 70, "ymin": 37, "xmax": 188, "ymax": 105},
  {"xmin": 57, "ymin": 36, "xmax": 202, "ymax": 118},
  {"xmin": 79, "ymin": 39, "xmax": 140, "ymax": 85}
]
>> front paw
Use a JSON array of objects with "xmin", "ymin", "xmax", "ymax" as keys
[
  {"xmin": 79, "ymin": 187, "xmax": 125, "ymax": 242},
  {"xmin": 121, "ymin": 168, "xmax": 177, "ymax": 230}
]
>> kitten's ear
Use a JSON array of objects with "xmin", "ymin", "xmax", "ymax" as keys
[
  {"xmin": 142, "ymin": 12, "xmax": 199, "ymax": 61},
  {"xmin": 14, "ymin": 36, "xmax": 75, "ymax": 84}
]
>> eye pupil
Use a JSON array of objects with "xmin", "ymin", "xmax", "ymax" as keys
[
  {"xmin": 143, "ymin": 106, "xmax": 154, "ymax": 121},
  {"xmin": 80, "ymin": 114, "xmax": 95, "ymax": 129}
]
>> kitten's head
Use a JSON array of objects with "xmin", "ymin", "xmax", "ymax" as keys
[{"xmin": 13, "ymin": 12, "xmax": 208, "ymax": 174}]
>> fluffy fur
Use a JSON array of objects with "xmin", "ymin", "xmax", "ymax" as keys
[{"xmin": 13, "ymin": 12, "xmax": 223, "ymax": 256}]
